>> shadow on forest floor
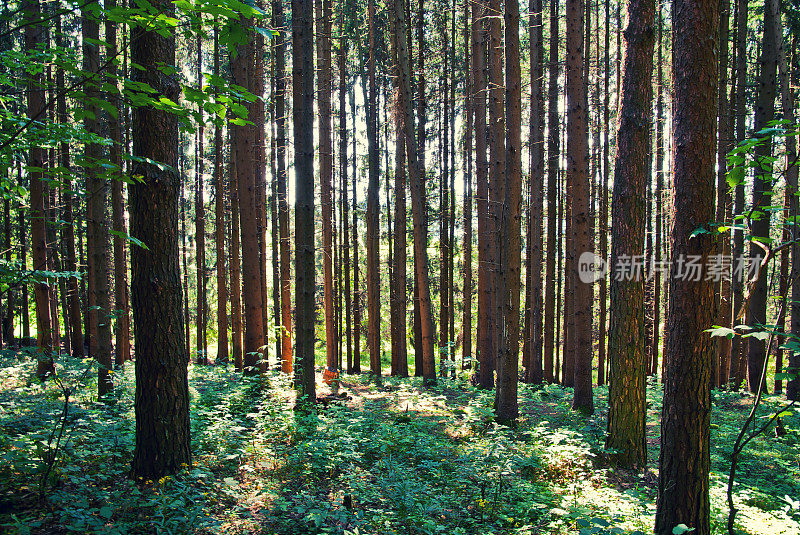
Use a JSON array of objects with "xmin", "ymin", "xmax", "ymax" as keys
[{"xmin": 0, "ymin": 351, "xmax": 798, "ymax": 534}]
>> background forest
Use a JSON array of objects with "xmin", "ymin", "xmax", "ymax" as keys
[{"xmin": 0, "ymin": 0, "xmax": 799, "ymax": 533}]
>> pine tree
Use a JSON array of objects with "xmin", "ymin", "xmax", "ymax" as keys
[
  {"xmin": 655, "ymin": 0, "xmax": 719, "ymax": 527},
  {"xmin": 129, "ymin": 0, "xmax": 191, "ymax": 478},
  {"xmin": 293, "ymin": 0, "xmax": 317, "ymax": 402},
  {"xmin": 606, "ymin": 0, "xmax": 655, "ymax": 467}
]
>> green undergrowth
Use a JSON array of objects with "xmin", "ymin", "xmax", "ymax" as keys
[{"xmin": 0, "ymin": 349, "xmax": 798, "ymax": 534}]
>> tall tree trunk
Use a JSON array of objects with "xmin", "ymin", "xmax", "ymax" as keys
[
  {"xmin": 715, "ymin": 0, "xmax": 732, "ymax": 386},
  {"xmin": 772, "ymin": 0, "xmax": 794, "ymax": 395},
  {"xmin": 317, "ymin": 0, "xmax": 336, "ymax": 380},
  {"xmin": 21, "ymin": 160, "xmax": 31, "ymax": 343},
  {"xmin": 473, "ymin": 0, "xmax": 492, "ymax": 389},
  {"xmin": 745, "ymin": 0, "xmax": 778, "ymax": 393},
  {"xmin": 414, "ymin": 0, "xmax": 427, "ymax": 372},
  {"xmin": 195, "ymin": 30, "xmax": 208, "ymax": 365},
  {"xmin": 214, "ymin": 25, "xmax": 229, "ymax": 365},
  {"xmin": 786, "ymin": 34, "xmax": 800, "ymax": 401},
  {"xmin": 106, "ymin": 0, "xmax": 131, "ymax": 366},
  {"xmin": 129, "ymin": 0, "xmax": 191, "ymax": 478},
  {"xmin": 55, "ymin": 10, "xmax": 83, "ymax": 357},
  {"xmin": 487, "ymin": 0, "xmax": 505, "ymax": 392},
  {"xmin": 730, "ymin": 0, "xmax": 748, "ymax": 388},
  {"xmin": 651, "ymin": 2, "xmax": 664, "ymax": 378},
  {"xmin": 181, "ymin": 159, "xmax": 191, "ymax": 356},
  {"xmin": 566, "ymin": 0, "xmax": 593, "ymax": 413},
  {"xmin": 654, "ymin": 0, "xmax": 718, "ymax": 527},
  {"xmin": 462, "ymin": 0, "xmax": 473, "ymax": 371},
  {"xmin": 229, "ymin": 147, "xmax": 244, "ymax": 371},
  {"xmin": 598, "ymin": 0, "xmax": 610, "ymax": 385},
  {"xmin": 3, "ymin": 193, "xmax": 13, "ymax": 344},
  {"xmin": 293, "ymin": 0, "xmax": 317, "ymax": 401},
  {"xmin": 269, "ymin": 52, "xmax": 281, "ymax": 368},
  {"xmin": 495, "ymin": 0, "xmax": 522, "ymax": 422},
  {"xmin": 274, "ymin": 0, "xmax": 293, "ymax": 374},
  {"xmin": 543, "ymin": 0, "xmax": 560, "ymax": 383},
  {"xmin": 232, "ymin": 15, "xmax": 266, "ymax": 373},
  {"xmin": 26, "ymin": 0, "xmax": 54, "ymax": 377},
  {"xmin": 352, "ymin": 82, "xmax": 361, "ymax": 374},
  {"xmin": 392, "ymin": 0, "xmax": 436, "ymax": 385},
  {"xmin": 390, "ymin": 17, "xmax": 409, "ymax": 377},
  {"xmin": 84, "ymin": 1, "xmax": 113, "ymax": 394},
  {"xmin": 527, "ymin": 0, "xmax": 544, "ymax": 384},
  {"xmin": 606, "ymin": 0, "xmax": 655, "ymax": 467},
  {"xmin": 339, "ymin": 31, "xmax": 352, "ymax": 375},
  {"xmin": 439, "ymin": 10, "xmax": 450, "ymax": 375},
  {"xmin": 366, "ymin": 0, "xmax": 381, "ymax": 377}
]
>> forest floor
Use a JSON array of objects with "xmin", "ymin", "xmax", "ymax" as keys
[{"xmin": 0, "ymin": 350, "xmax": 798, "ymax": 534}]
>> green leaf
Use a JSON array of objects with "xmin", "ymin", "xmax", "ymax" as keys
[
  {"xmin": 672, "ymin": 525, "xmax": 695, "ymax": 535},
  {"xmin": 706, "ymin": 326, "xmax": 735, "ymax": 339},
  {"xmin": 742, "ymin": 331, "xmax": 770, "ymax": 341},
  {"xmin": 110, "ymin": 230, "xmax": 150, "ymax": 251},
  {"xmin": 690, "ymin": 227, "xmax": 709, "ymax": 238},
  {"xmin": 727, "ymin": 165, "xmax": 744, "ymax": 188},
  {"xmin": 775, "ymin": 372, "xmax": 798, "ymax": 381},
  {"xmin": 98, "ymin": 506, "xmax": 113, "ymax": 519}
]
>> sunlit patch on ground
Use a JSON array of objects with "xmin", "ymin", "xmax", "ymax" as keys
[{"xmin": 0, "ymin": 350, "xmax": 797, "ymax": 534}]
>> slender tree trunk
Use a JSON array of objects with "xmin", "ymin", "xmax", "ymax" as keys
[
  {"xmin": 651, "ymin": 3, "xmax": 663, "ymax": 378},
  {"xmin": 106, "ymin": 0, "xmax": 131, "ymax": 366},
  {"xmin": 84, "ymin": 1, "xmax": 113, "ymax": 395},
  {"xmin": 213, "ymin": 25, "xmax": 229, "ymax": 365},
  {"xmin": 715, "ymin": 0, "xmax": 732, "ymax": 386},
  {"xmin": 598, "ymin": 0, "xmax": 610, "ymax": 385},
  {"xmin": 730, "ymin": 0, "xmax": 748, "ymax": 388},
  {"xmin": 26, "ymin": 0, "xmax": 53, "ymax": 377},
  {"xmin": 654, "ymin": 0, "xmax": 718, "ymax": 527},
  {"xmin": 448, "ymin": 4, "xmax": 456, "ymax": 372},
  {"xmin": 745, "ymin": 0, "xmax": 778, "ymax": 394},
  {"xmin": 495, "ymin": 0, "xmax": 522, "ymax": 422},
  {"xmin": 366, "ymin": 0, "xmax": 381, "ymax": 378},
  {"xmin": 293, "ymin": 0, "xmax": 317, "ymax": 401},
  {"xmin": 473, "ymin": 0, "xmax": 492, "ymax": 389},
  {"xmin": 339, "ymin": 34, "xmax": 352, "ymax": 375},
  {"xmin": 195, "ymin": 30, "xmax": 208, "ymax": 365},
  {"xmin": 566, "ymin": 0, "xmax": 593, "ymax": 413},
  {"xmin": 414, "ymin": 0, "xmax": 427, "ymax": 372},
  {"xmin": 390, "ymin": 18, "xmax": 409, "ymax": 377},
  {"xmin": 317, "ymin": 0, "xmax": 336, "ymax": 380},
  {"xmin": 229, "ymin": 147, "xmax": 244, "ymax": 371},
  {"xmin": 352, "ymin": 82, "xmax": 362, "ymax": 374},
  {"xmin": 129, "ymin": 0, "xmax": 191, "ymax": 478},
  {"xmin": 606, "ymin": 0, "xmax": 655, "ymax": 467},
  {"xmin": 439, "ymin": 10, "xmax": 450, "ymax": 376},
  {"xmin": 786, "ymin": 35, "xmax": 800, "ymax": 401},
  {"xmin": 392, "ymin": 0, "xmax": 436, "ymax": 385},
  {"xmin": 487, "ymin": 0, "xmax": 505, "ymax": 392},
  {"xmin": 462, "ymin": 0, "xmax": 473, "ymax": 371},
  {"xmin": 181, "ymin": 159, "xmax": 191, "ymax": 356},
  {"xmin": 274, "ymin": 0, "xmax": 293, "ymax": 374},
  {"xmin": 3, "ymin": 195, "xmax": 13, "ymax": 344},
  {"xmin": 232, "ymin": 15, "xmax": 266, "ymax": 373},
  {"xmin": 55, "ymin": 10, "xmax": 83, "ymax": 357},
  {"xmin": 20, "ymin": 160, "xmax": 31, "ymax": 343},
  {"xmin": 527, "ymin": 0, "xmax": 544, "ymax": 384},
  {"xmin": 543, "ymin": 0, "xmax": 560, "ymax": 383}
]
